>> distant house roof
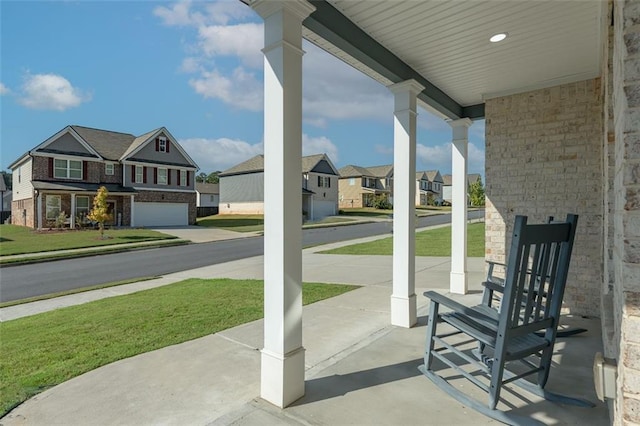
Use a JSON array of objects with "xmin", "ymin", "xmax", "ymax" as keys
[
  {"xmin": 195, "ymin": 182, "xmax": 219, "ymax": 194},
  {"xmin": 0, "ymin": 175, "xmax": 7, "ymax": 192},
  {"xmin": 442, "ymin": 174, "xmax": 482, "ymax": 186},
  {"xmin": 365, "ymin": 164, "xmax": 393, "ymax": 178},
  {"xmin": 221, "ymin": 153, "xmax": 338, "ymax": 177},
  {"xmin": 338, "ymin": 165, "xmax": 375, "ymax": 178},
  {"xmin": 424, "ymin": 170, "xmax": 443, "ymax": 183}
]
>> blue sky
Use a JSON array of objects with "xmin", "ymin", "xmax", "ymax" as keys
[{"xmin": 1, "ymin": 0, "xmax": 485, "ymax": 177}]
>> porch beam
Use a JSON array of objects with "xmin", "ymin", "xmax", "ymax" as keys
[
  {"xmin": 449, "ymin": 118, "xmax": 472, "ymax": 294},
  {"xmin": 389, "ymin": 79, "xmax": 424, "ymax": 328},
  {"xmin": 251, "ymin": 0, "xmax": 315, "ymax": 408},
  {"xmin": 70, "ymin": 193, "xmax": 76, "ymax": 229}
]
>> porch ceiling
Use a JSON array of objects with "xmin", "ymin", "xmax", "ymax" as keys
[{"xmin": 302, "ymin": 0, "xmax": 604, "ymax": 120}]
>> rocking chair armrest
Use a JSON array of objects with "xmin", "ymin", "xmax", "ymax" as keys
[
  {"xmin": 424, "ymin": 291, "xmax": 496, "ymax": 322},
  {"xmin": 482, "ymin": 280, "xmax": 505, "ymax": 294}
]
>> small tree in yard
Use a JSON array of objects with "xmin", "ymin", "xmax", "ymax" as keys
[
  {"xmin": 469, "ymin": 177, "xmax": 486, "ymax": 207},
  {"xmin": 88, "ymin": 186, "xmax": 112, "ymax": 239}
]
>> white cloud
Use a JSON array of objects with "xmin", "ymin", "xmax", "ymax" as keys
[
  {"xmin": 181, "ymin": 132, "xmax": 338, "ymax": 172},
  {"xmin": 203, "ymin": 1, "xmax": 254, "ymax": 25},
  {"xmin": 198, "ymin": 22, "xmax": 263, "ymax": 68},
  {"xmin": 417, "ymin": 141, "xmax": 485, "ymax": 174},
  {"xmin": 302, "ymin": 42, "xmax": 392, "ymax": 124},
  {"xmin": 303, "ymin": 134, "xmax": 339, "ymax": 163},
  {"xmin": 18, "ymin": 73, "xmax": 90, "ymax": 111},
  {"xmin": 180, "ymin": 137, "xmax": 263, "ymax": 173},
  {"xmin": 153, "ymin": 1, "xmax": 205, "ymax": 27},
  {"xmin": 0, "ymin": 83, "xmax": 9, "ymax": 95},
  {"xmin": 189, "ymin": 67, "xmax": 262, "ymax": 111}
]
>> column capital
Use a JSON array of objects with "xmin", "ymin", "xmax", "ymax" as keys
[
  {"xmin": 388, "ymin": 79, "xmax": 425, "ymax": 96},
  {"xmin": 251, "ymin": 0, "xmax": 315, "ymax": 21},
  {"xmin": 447, "ymin": 117, "xmax": 473, "ymax": 128}
]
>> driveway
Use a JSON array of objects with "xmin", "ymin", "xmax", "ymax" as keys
[{"xmin": 150, "ymin": 226, "xmax": 258, "ymax": 243}]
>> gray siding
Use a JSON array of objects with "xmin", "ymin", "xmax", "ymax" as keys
[
  {"xmin": 310, "ymin": 160, "xmax": 337, "ymax": 175},
  {"xmin": 220, "ymin": 173, "xmax": 264, "ymax": 203},
  {"xmin": 131, "ymin": 133, "xmax": 192, "ymax": 167},
  {"xmin": 45, "ymin": 133, "xmax": 92, "ymax": 155}
]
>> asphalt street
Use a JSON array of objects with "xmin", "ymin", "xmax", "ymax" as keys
[{"xmin": 0, "ymin": 211, "xmax": 483, "ymax": 302}]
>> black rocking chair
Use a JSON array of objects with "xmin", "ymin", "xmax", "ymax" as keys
[{"xmin": 418, "ymin": 214, "xmax": 594, "ymax": 425}]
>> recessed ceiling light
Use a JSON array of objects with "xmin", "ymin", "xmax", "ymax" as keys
[{"xmin": 490, "ymin": 33, "xmax": 508, "ymax": 43}]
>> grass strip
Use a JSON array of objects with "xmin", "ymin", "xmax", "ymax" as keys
[
  {"xmin": 0, "ymin": 278, "xmax": 358, "ymax": 416},
  {"xmin": 0, "ymin": 276, "xmax": 161, "ymax": 308},
  {"xmin": 0, "ymin": 225, "xmax": 178, "ymax": 256},
  {"xmin": 320, "ymin": 222, "xmax": 485, "ymax": 257}
]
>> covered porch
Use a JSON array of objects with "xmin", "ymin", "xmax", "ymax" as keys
[{"xmin": 249, "ymin": 0, "xmax": 637, "ymax": 423}]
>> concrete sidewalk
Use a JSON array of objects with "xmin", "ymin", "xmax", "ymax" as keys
[{"xmin": 1, "ymin": 233, "xmax": 608, "ymax": 425}]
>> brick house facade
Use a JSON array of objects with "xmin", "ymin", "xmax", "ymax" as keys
[{"xmin": 10, "ymin": 125, "xmax": 198, "ymax": 229}]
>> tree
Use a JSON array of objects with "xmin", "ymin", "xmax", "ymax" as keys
[
  {"xmin": 469, "ymin": 177, "xmax": 485, "ymax": 207},
  {"xmin": 88, "ymin": 186, "xmax": 112, "ymax": 239},
  {"xmin": 206, "ymin": 171, "xmax": 221, "ymax": 184},
  {"xmin": 196, "ymin": 172, "xmax": 208, "ymax": 183}
]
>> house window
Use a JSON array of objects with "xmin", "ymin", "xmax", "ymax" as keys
[
  {"xmin": 46, "ymin": 195, "xmax": 61, "ymax": 220},
  {"xmin": 180, "ymin": 170, "xmax": 187, "ymax": 186},
  {"xmin": 105, "ymin": 163, "xmax": 114, "ymax": 175},
  {"xmin": 76, "ymin": 196, "xmax": 90, "ymax": 222},
  {"xmin": 317, "ymin": 176, "xmax": 331, "ymax": 188},
  {"xmin": 158, "ymin": 168, "xmax": 168, "ymax": 185},
  {"xmin": 158, "ymin": 137, "xmax": 167, "ymax": 152},
  {"xmin": 135, "ymin": 165, "xmax": 144, "ymax": 184},
  {"xmin": 210, "ymin": 195, "xmax": 215, "ymax": 202},
  {"xmin": 54, "ymin": 159, "xmax": 82, "ymax": 179},
  {"xmin": 349, "ymin": 178, "xmax": 355, "ymax": 186},
  {"xmin": 18, "ymin": 166, "xmax": 21, "ymax": 183}
]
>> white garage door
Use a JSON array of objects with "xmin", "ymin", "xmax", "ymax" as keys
[
  {"xmin": 312, "ymin": 200, "xmax": 336, "ymax": 220},
  {"xmin": 134, "ymin": 202, "xmax": 188, "ymax": 227}
]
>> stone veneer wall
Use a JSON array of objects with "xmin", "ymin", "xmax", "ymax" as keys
[
  {"xmin": 485, "ymin": 79, "xmax": 603, "ymax": 317},
  {"xmin": 11, "ymin": 198, "xmax": 34, "ymax": 227},
  {"xmin": 611, "ymin": 1, "xmax": 640, "ymax": 423}
]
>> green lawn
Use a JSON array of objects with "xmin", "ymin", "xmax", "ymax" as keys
[
  {"xmin": 338, "ymin": 208, "xmax": 393, "ymax": 218},
  {"xmin": 320, "ymin": 222, "xmax": 485, "ymax": 257},
  {"xmin": 0, "ymin": 278, "xmax": 358, "ymax": 416},
  {"xmin": 197, "ymin": 214, "xmax": 264, "ymax": 232},
  {"xmin": 197, "ymin": 214, "xmax": 356, "ymax": 232},
  {"xmin": 0, "ymin": 225, "xmax": 177, "ymax": 256}
]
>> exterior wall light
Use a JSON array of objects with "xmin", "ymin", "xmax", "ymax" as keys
[{"xmin": 490, "ymin": 33, "xmax": 508, "ymax": 43}]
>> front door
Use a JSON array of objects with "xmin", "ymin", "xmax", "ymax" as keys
[{"xmin": 106, "ymin": 201, "xmax": 116, "ymax": 225}]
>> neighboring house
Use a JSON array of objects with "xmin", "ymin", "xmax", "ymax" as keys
[
  {"xmin": 195, "ymin": 182, "xmax": 219, "ymax": 217},
  {"xmin": 415, "ymin": 170, "xmax": 444, "ymax": 206},
  {"xmin": 9, "ymin": 125, "xmax": 199, "ymax": 229},
  {"xmin": 338, "ymin": 164, "xmax": 393, "ymax": 208},
  {"xmin": 0, "ymin": 173, "xmax": 10, "ymax": 223},
  {"xmin": 441, "ymin": 173, "xmax": 482, "ymax": 205},
  {"xmin": 196, "ymin": 183, "xmax": 219, "ymax": 207},
  {"xmin": 219, "ymin": 153, "xmax": 339, "ymax": 221}
]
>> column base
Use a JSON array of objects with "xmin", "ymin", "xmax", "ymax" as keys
[
  {"xmin": 391, "ymin": 294, "xmax": 417, "ymax": 328},
  {"xmin": 450, "ymin": 271, "xmax": 468, "ymax": 295},
  {"xmin": 260, "ymin": 346, "xmax": 305, "ymax": 408}
]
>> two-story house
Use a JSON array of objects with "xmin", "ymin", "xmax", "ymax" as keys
[
  {"xmin": 9, "ymin": 125, "xmax": 199, "ymax": 229},
  {"xmin": 218, "ymin": 153, "xmax": 339, "ymax": 221},
  {"xmin": 416, "ymin": 170, "xmax": 445, "ymax": 206},
  {"xmin": 338, "ymin": 164, "xmax": 393, "ymax": 208}
]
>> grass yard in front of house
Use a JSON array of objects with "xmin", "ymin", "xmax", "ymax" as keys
[
  {"xmin": 0, "ymin": 278, "xmax": 359, "ymax": 417},
  {"xmin": 0, "ymin": 225, "xmax": 177, "ymax": 256},
  {"xmin": 320, "ymin": 222, "xmax": 485, "ymax": 257}
]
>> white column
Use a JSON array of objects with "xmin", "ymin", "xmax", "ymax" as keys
[
  {"xmin": 130, "ymin": 195, "xmax": 135, "ymax": 227},
  {"xmin": 36, "ymin": 192, "xmax": 43, "ymax": 229},
  {"xmin": 449, "ymin": 118, "xmax": 473, "ymax": 294},
  {"xmin": 251, "ymin": 0, "xmax": 315, "ymax": 408},
  {"xmin": 70, "ymin": 193, "xmax": 76, "ymax": 229},
  {"xmin": 389, "ymin": 80, "xmax": 424, "ymax": 328}
]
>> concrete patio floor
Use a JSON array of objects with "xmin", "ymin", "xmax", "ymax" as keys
[{"xmin": 2, "ymin": 236, "xmax": 609, "ymax": 425}]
